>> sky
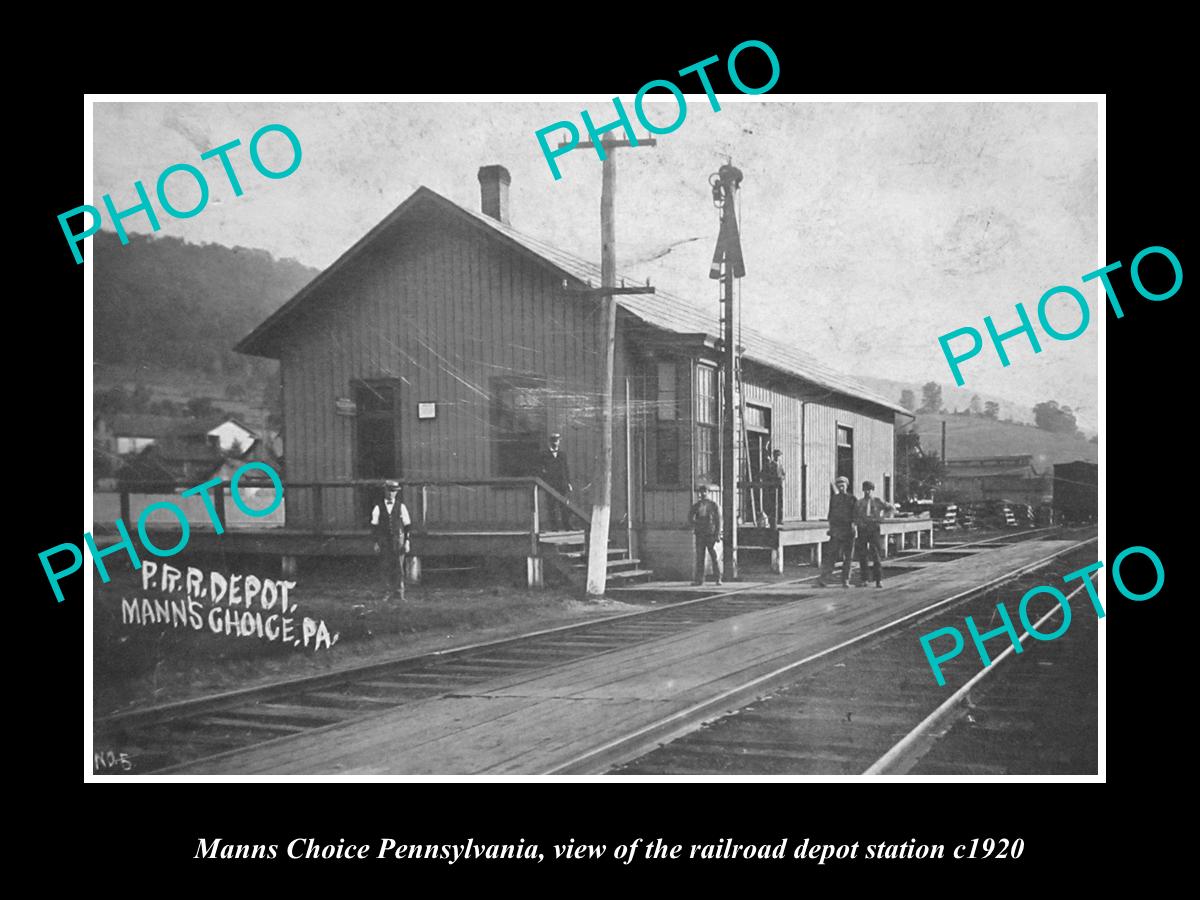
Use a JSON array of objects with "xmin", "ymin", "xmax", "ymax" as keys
[{"xmin": 92, "ymin": 99, "xmax": 1099, "ymax": 430}]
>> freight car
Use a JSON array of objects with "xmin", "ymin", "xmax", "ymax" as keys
[{"xmin": 1052, "ymin": 460, "xmax": 1098, "ymax": 524}]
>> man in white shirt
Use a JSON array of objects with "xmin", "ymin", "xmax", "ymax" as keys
[{"xmin": 371, "ymin": 480, "xmax": 412, "ymax": 601}]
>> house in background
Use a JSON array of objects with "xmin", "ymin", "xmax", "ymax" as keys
[
  {"xmin": 99, "ymin": 414, "xmax": 180, "ymax": 455},
  {"xmin": 206, "ymin": 416, "xmax": 258, "ymax": 454},
  {"xmin": 212, "ymin": 434, "xmax": 286, "ymax": 484},
  {"xmin": 117, "ymin": 438, "xmax": 226, "ymax": 491},
  {"xmin": 235, "ymin": 165, "xmax": 904, "ymax": 582},
  {"xmin": 96, "ymin": 412, "xmax": 259, "ymax": 456}
]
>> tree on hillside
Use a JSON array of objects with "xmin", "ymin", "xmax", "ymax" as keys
[
  {"xmin": 1089, "ymin": 434, "xmax": 1099, "ymax": 444},
  {"xmin": 919, "ymin": 382, "xmax": 943, "ymax": 414},
  {"xmin": 258, "ymin": 366, "xmax": 283, "ymax": 432},
  {"xmin": 1033, "ymin": 400, "xmax": 1079, "ymax": 435},
  {"xmin": 895, "ymin": 431, "xmax": 949, "ymax": 501},
  {"xmin": 149, "ymin": 399, "xmax": 185, "ymax": 417},
  {"xmin": 983, "ymin": 400, "xmax": 1000, "ymax": 420},
  {"xmin": 187, "ymin": 397, "xmax": 217, "ymax": 420},
  {"xmin": 130, "ymin": 383, "xmax": 152, "ymax": 413},
  {"xmin": 95, "ymin": 387, "xmax": 129, "ymax": 416},
  {"xmin": 92, "ymin": 231, "xmax": 319, "ymax": 376},
  {"xmin": 912, "ymin": 451, "xmax": 947, "ymax": 499},
  {"xmin": 899, "ymin": 389, "xmax": 916, "ymax": 412},
  {"xmin": 968, "ymin": 395, "xmax": 982, "ymax": 416},
  {"xmin": 94, "ymin": 445, "xmax": 114, "ymax": 480},
  {"xmin": 895, "ymin": 430, "xmax": 920, "ymax": 501}
]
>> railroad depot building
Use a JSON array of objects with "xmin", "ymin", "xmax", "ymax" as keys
[{"xmin": 236, "ymin": 166, "xmax": 905, "ymax": 583}]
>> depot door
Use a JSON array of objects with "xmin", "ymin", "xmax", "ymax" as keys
[
  {"xmin": 836, "ymin": 424, "xmax": 854, "ymax": 490},
  {"xmin": 354, "ymin": 380, "xmax": 401, "ymax": 516}
]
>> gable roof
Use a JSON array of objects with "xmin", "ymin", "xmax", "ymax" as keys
[
  {"xmin": 206, "ymin": 416, "xmax": 258, "ymax": 436},
  {"xmin": 141, "ymin": 438, "xmax": 226, "ymax": 465},
  {"xmin": 237, "ymin": 186, "xmax": 906, "ymax": 415},
  {"xmin": 945, "ymin": 455, "xmax": 1047, "ymax": 478}
]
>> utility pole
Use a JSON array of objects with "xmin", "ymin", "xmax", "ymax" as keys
[
  {"xmin": 941, "ymin": 419, "xmax": 947, "ymax": 463},
  {"xmin": 709, "ymin": 164, "xmax": 745, "ymax": 581},
  {"xmin": 564, "ymin": 135, "xmax": 656, "ymax": 598}
]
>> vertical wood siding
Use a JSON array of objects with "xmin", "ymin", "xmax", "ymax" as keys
[
  {"xmin": 279, "ymin": 210, "xmax": 627, "ymax": 532},
  {"xmin": 275, "ymin": 202, "xmax": 893, "ymax": 540},
  {"xmin": 801, "ymin": 399, "xmax": 894, "ymax": 519},
  {"xmin": 638, "ymin": 367, "xmax": 895, "ymax": 532}
]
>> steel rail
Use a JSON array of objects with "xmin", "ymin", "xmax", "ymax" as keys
[
  {"xmin": 96, "ymin": 526, "xmax": 1062, "ymax": 732},
  {"xmin": 543, "ymin": 535, "xmax": 1097, "ymax": 775},
  {"xmin": 862, "ymin": 574, "xmax": 1098, "ymax": 776}
]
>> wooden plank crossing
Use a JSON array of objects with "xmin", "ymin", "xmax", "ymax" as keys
[{"xmin": 178, "ymin": 538, "xmax": 1084, "ymax": 775}]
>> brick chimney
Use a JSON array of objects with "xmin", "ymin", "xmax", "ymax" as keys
[{"xmin": 477, "ymin": 165, "xmax": 511, "ymax": 225}]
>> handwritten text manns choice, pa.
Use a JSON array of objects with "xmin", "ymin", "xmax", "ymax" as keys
[{"xmin": 121, "ymin": 560, "xmax": 338, "ymax": 652}]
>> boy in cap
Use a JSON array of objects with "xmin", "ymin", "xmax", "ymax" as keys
[
  {"xmin": 371, "ymin": 480, "xmax": 411, "ymax": 601},
  {"xmin": 854, "ymin": 480, "xmax": 893, "ymax": 588},
  {"xmin": 687, "ymin": 485, "xmax": 723, "ymax": 586},
  {"xmin": 817, "ymin": 476, "xmax": 856, "ymax": 587}
]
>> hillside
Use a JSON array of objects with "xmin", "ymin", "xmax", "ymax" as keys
[
  {"xmin": 93, "ymin": 231, "xmax": 319, "ymax": 376},
  {"xmin": 857, "ymin": 375, "xmax": 1038, "ymax": 426},
  {"xmin": 909, "ymin": 413, "xmax": 1097, "ymax": 467},
  {"xmin": 855, "ymin": 374, "xmax": 1098, "ymax": 438}
]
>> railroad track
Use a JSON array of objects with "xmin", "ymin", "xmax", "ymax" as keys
[
  {"xmin": 93, "ymin": 526, "xmax": 1069, "ymax": 774},
  {"xmin": 607, "ymin": 537, "xmax": 1099, "ymax": 776},
  {"xmin": 869, "ymin": 576, "xmax": 1098, "ymax": 776}
]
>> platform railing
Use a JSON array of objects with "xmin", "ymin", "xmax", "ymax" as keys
[
  {"xmin": 281, "ymin": 477, "xmax": 591, "ymax": 554},
  {"xmin": 104, "ymin": 478, "xmax": 284, "ymax": 533},
  {"xmin": 108, "ymin": 476, "xmax": 594, "ymax": 556}
]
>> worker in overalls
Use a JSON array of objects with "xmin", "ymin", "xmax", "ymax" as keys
[
  {"xmin": 817, "ymin": 476, "xmax": 856, "ymax": 587},
  {"xmin": 371, "ymin": 479, "xmax": 411, "ymax": 601},
  {"xmin": 688, "ymin": 485, "xmax": 723, "ymax": 586}
]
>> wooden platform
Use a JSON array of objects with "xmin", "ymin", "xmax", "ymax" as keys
[
  {"xmin": 176, "ymin": 537, "xmax": 1084, "ymax": 775},
  {"xmin": 740, "ymin": 517, "xmax": 935, "ymax": 573},
  {"xmin": 91, "ymin": 526, "xmax": 609, "ymax": 586}
]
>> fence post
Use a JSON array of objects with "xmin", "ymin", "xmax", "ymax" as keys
[
  {"xmin": 215, "ymin": 482, "xmax": 227, "ymax": 531},
  {"xmin": 313, "ymin": 485, "xmax": 325, "ymax": 533},
  {"xmin": 119, "ymin": 489, "xmax": 131, "ymax": 525},
  {"xmin": 530, "ymin": 482, "xmax": 540, "ymax": 556},
  {"xmin": 420, "ymin": 484, "xmax": 428, "ymax": 531}
]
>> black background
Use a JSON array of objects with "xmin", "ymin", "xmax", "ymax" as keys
[{"xmin": 20, "ymin": 22, "xmax": 1185, "ymax": 884}]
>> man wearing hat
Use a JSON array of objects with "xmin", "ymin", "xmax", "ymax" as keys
[
  {"xmin": 687, "ymin": 485, "xmax": 723, "ymax": 585},
  {"xmin": 817, "ymin": 476, "xmax": 856, "ymax": 587},
  {"xmin": 854, "ymin": 480, "xmax": 893, "ymax": 588},
  {"xmin": 762, "ymin": 448, "xmax": 785, "ymax": 529},
  {"xmin": 537, "ymin": 432, "xmax": 573, "ymax": 531},
  {"xmin": 370, "ymin": 480, "xmax": 411, "ymax": 601}
]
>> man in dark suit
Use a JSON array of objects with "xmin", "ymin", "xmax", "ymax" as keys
[
  {"xmin": 762, "ymin": 448, "xmax": 785, "ymax": 528},
  {"xmin": 817, "ymin": 476, "xmax": 856, "ymax": 587},
  {"xmin": 537, "ymin": 432, "xmax": 573, "ymax": 531},
  {"xmin": 371, "ymin": 480, "xmax": 411, "ymax": 602}
]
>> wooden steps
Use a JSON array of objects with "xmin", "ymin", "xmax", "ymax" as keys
[{"xmin": 539, "ymin": 531, "xmax": 653, "ymax": 589}]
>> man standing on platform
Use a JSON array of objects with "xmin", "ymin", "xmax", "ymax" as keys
[
  {"xmin": 688, "ymin": 485, "xmax": 723, "ymax": 586},
  {"xmin": 854, "ymin": 480, "xmax": 894, "ymax": 588},
  {"xmin": 537, "ymin": 432, "xmax": 573, "ymax": 531},
  {"xmin": 817, "ymin": 476, "xmax": 856, "ymax": 587},
  {"xmin": 762, "ymin": 448, "xmax": 785, "ymax": 529},
  {"xmin": 371, "ymin": 480, "xmax": 411, "ymax": 602}
]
